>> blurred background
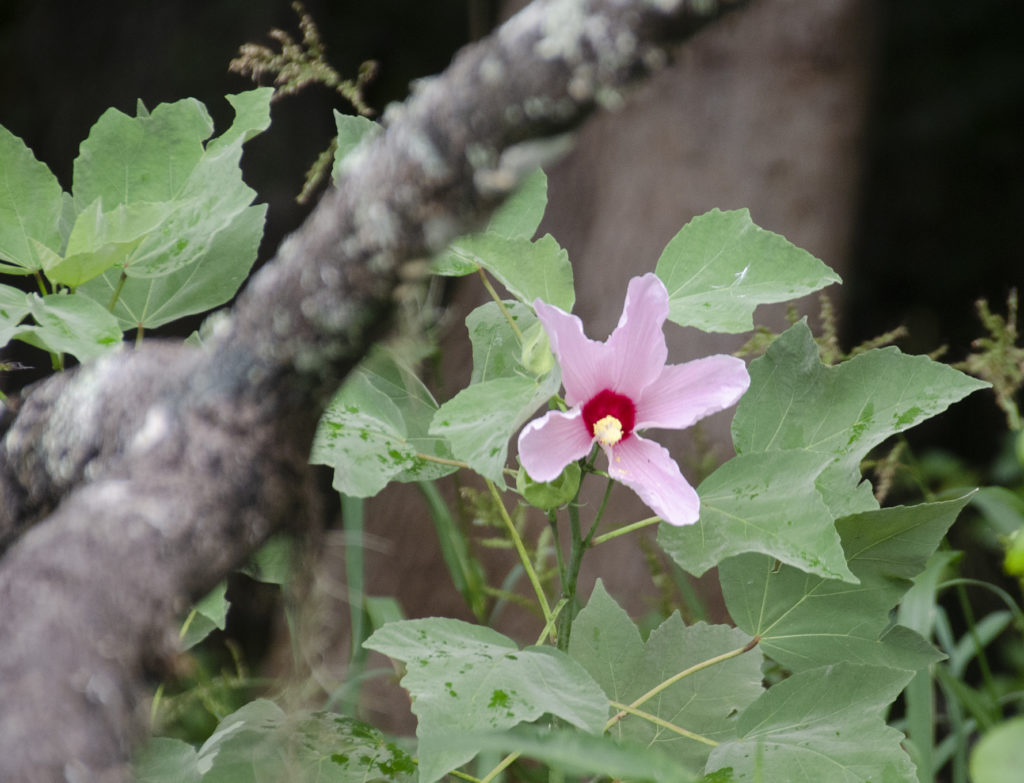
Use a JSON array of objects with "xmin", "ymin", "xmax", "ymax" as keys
[{"xmin": 1, "ymin": 0, "xmax": 1023, "ymax": 755}]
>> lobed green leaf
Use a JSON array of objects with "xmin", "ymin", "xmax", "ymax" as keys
[
  {"xmin": 570, "ymin": 581, "xmax": 763, "ymax": 774},
  {"xmin": 719, "ymin": 495, "xmax": 973, "ymax": 673},
  {"xmin": 655, "ymin": 208, "xmax": 840, "ymax": 333},
  {"xmin": 311, "ymin": 347, "xmax": 457, "ymax": 497},
  {"xmin": 364, "ymin": 617, "xmax": 609, "ymax": 783},
  {"xmin": 0, "ymin": 124, "xmax": 66, "ymax": 273},
  {"xmin": 706, "ymin": 663, "xmax": 917, "ymax": 782}
]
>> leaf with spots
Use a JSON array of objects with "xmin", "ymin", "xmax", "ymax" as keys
[
  {"xmin": 655, "ymin": 208, "xmax": 840, "ymax": 334},
  {"xmin": 364, "ymin": 617, "xmax": 608, "ymax": 783},
  {"xmin": 134, "ymin": 699, "xmax": 416, "ymax": 782},
  {"xmin": 311, "ymin": 346, "xmax": 457, "ymax": 497}
]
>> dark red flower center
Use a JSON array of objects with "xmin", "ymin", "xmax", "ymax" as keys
[{"xmin": 581, "ymin": 389, "xmax": 636, "ymax": 445}]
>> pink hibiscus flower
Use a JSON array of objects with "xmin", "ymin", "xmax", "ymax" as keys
[{"xmin": 517, "ymin": 273, "xmax": 750, "ymax": 526}]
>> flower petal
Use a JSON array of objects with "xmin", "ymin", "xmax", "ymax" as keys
[
  {"xmin": 636, "ymin": 354, "xmax": 750, "ymax": 431},
  {"xmin": 534, "ymin": 301, "xmax": 611, "ymax": 406},
  {"xmin": 518, "ymin": 408, "xmax": 594, "ymax": 482},
  {"xmin": 606, "ymin": 435, "xmax": 700, "ymax": 526},
  {"xmin": 605, "ymin": 273, "xmax": 669, "ymax": 399}
]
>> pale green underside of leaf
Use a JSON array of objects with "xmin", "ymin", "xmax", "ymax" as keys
[
  {"xmin": 364, "ymin": 617, "xmax": 608, "ymax": 783},
  {"xmin": 719, "ymin": 495, "xmax": 972, "ymax": 673},
  {"xmin": 655, "ymin": 208, "xmax": 841, "ymax": 334},
  {"xmin": 707, "ymin": 663, "xmax": 917, "ymax": 783},
  {"xmin": 67, "ymin": 89, "xmax": 271, "ymax": 327},
  {"xmin": 570, "ymin": 581, "xmax": 763, "ymax": 774},
  {"xmin": 311, "ymin": 347, "xmax": 456, "ymax": 497},
  {"xmin": 431, "ymin": 370, "xmax": 560, "ymax": 484},
  {"xmin": 332, "ymin": 111, "xmax": 380, "ymax": 181},
  {"xmin": 134, "ymin": 699, "xmax": 416, "ymax": 783},
  {"xmin": 434, "ymin": 232, "xmax": 574, "ymax": 311},
  {"xmin": 0, "ymin": 124, "xmax": 65, "ymax": 271},
  {"xmin": 429, "ymin": 298, "xmax": 559, "ymax": 483}
]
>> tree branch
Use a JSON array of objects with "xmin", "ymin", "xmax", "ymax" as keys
[{"xmin": 0, "ymin": 0, "xmax": 747, "ymax": 779}]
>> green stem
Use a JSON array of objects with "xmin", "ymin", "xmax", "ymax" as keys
[
  {"xmin": 477, "ymin": 266, "xmax": 523, "ymax": 341},
  {"xmin": 592, "ymin": 516, "xmax": 661, "ymax": 545},
  {"xmin": 556, "ymin": 496, "xmax": 584, "ymax": 651},
  {"xmin": 107, "ymin": 270, "xmax": 128, "ymax": 312},
  {"xmin": 479, "ymin": 751, "xmax": 520, "ymax": 783},
  {"xmin": 33, "ymin": 270, "xmax": 49, "ymax": 296},
  {"xmin": 485, "ymin": 479, "xmax": 552, "ymax": 628},
  {"xmin": 607, "ymin": 700, "xmax": 718, "ymax": 746}
]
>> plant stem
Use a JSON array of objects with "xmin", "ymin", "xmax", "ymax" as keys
[
  {"xmin": 485, "ymin": 479, "xmax": 552, "ymax": 628},
  {"xmin": 107, "ymin": 270, "xmax": 128, "ymax": 312},
  {"xmin": 479, "ymin": 751, "xmax": 520, "ymax": 783},
  {"xmin": 477, "ymin": 266, "xmax": 523, "ymax": 341},
  {"xmin": 607, "ymin": 700, "xmax": 718, "ymax": 746},
  {"xmin": 606, "ymin": 636, "xmax": 760, "ymax": 729},
  {"xmin": 556, "ymin": 497, "xmax": 584, "ymax": 651},
  {"xmin": 592, "ymin": 516, "xmax": 661, "ymax": 546}
]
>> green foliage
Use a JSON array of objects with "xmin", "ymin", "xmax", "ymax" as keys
[
  {"xmin": 660, "ymin": 320, "xmax": 989, "ymax": 580},
  {"xmin": 971, "ymin": 717, "xmax": 1024, "ymax": 783},
  {"xmin": 707, "ymin": 663, "xmax": 918, "ymax": 782},
  {"xmin": 311, "ymin": 346, "xmax": 458, "ymax": 497},
  {"xmin": 363, "ymin": 618, "xmax": 609, "ymax": 783},
  {"xmin": 570, "ymin": 581, "xmax": 763, "ymax": 774},
  {"xmin": 0, "ymin": 89, "xmax": 271, "ymax": 363},
  {"xmin": 135, "ymin": 700, "xmax": 415, "ymax": 783},
  {"xmin": 655, "ymin": 208, "xmax": 841, "ymax": 333},
  {"xmin": 719, "ymin": 496, "xmax": 972, "ymax": 672}
]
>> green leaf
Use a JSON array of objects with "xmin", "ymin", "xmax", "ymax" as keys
[
  {"xmin": 663, "ymin": 321, "xmax": 989, "ymax": 582},
  {"xmin": 430, "ymin": 370, "xmax": 561, "ymax": 484},
  {"xmin": 434, "ymin": 233, "xmax": 574, "ymax": 311},
  {"xmin": 239, "ymin": 534, "xmax": 294, "ymax": 586},
  {"xmin": 446, "ymin": 727, "xmax": 698, "ymax": 783},
  {"xmin": 80, "ymin": 202, "xmax": 266, "ymax": 330},
  {"xmin": 430, "ymin": 169, "xmax": 549, "ymax": 277},
  {"xmin": 46, "ymin": 200, "xmax": 167, "ymax": 287},
  {"xmin": 719, "ymin": 495, "xmax": 972, "ymax": 673},
  {"xmin": 485, "ymin": 168, "xmax": 547, "ymax": 239},
  {"xmin": 195, "ymin": 699, "xmax": 416, "ymax": 782},
  {"xmin": 14, "ymin": 292, "xmax": 122, "ymax": 361},
  {"xmin": 180, "ymin": 581, "xmax": 228, "ymax": 651},
  {"xmin": 465, "ymin": 300, "xmax": 539, "ymax": 383},
  {"xmin": 0, "ymin": 283, "xmax": 32, "ymax": 345},
  {"xmin": 707, "ymin": 663, "xmax": 917, "ymax": 782},
  {"xmin": 655, "ymin": 208, "xmax": 841, "ymax": 333},
  {"xmin": 363, "ymin": 617, "xmax": 609, "ymax": 783},
  {"xmin": 659, "ymin": 450, "xmax": 854, "ymax": 582},
  {"xmin": 970, "ymin": 716, "xmax": 1024, "ymax": 783},
  {"xmin": 133, "ymin": 737, "xmax": 201, "ymax": 783},
  {"xmin": 332, "ymin": 112, "xmax": 380, "ymax": 181},
  {"xmin": 0, "ymin": 124, "xmax": 66, "ymax": 273},
  {"xmin": 733, "ymin": 320, "xmax": 989, "ymax": 517},
  {"xmin": 311, "ymin": 347, "xmax": 457, "ymax": 497},
  {"xmin": 570, "ymin": 581, "xmax": 762, "ymax": 774},
  {"xmin": 73, "ymin": 98, "xmax": 212, "ymax": 208},
  {"xmin": 75, "ymin": 90, "xmax": 271, "ymax": 327}
]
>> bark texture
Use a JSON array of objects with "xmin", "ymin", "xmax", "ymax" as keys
[{"xmin": 0, "ymin": 0, "xmax": 746, "ymax": 779}]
